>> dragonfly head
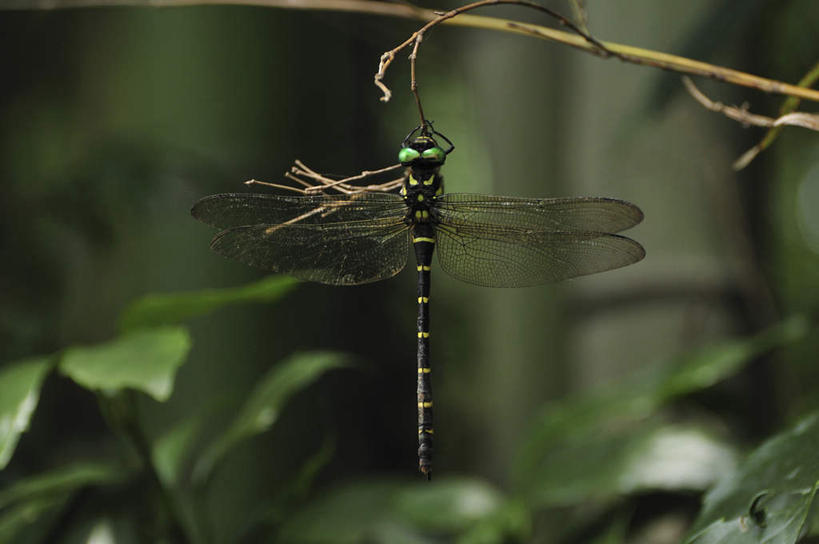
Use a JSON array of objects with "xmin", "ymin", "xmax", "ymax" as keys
[{"xmin": 399, "ymin": 136, "xmax": 447, "ymax": 167}]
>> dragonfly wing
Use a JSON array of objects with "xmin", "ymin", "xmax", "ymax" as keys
[
  {"xmin": 209, "ymin": 219, "xmax": 410, "ymax": 285},
  {"xmin": 435, "ymin": 223, "xmax": 645, "ymax": 287},
  {"xmin": 192, "ymin": 192, "xmax": 407, "ymax": 228},
  {"xmin": 435, "ymin": 194, "xmax": 643, "ymax": 233}
]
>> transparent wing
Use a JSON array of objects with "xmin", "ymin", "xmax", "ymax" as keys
[
  {"xmin": 192, "ymin": 192, "xmax": 407, "ymax": 228},
  {"xmin": 435, "ymin": 223, "xmax": 645, "ymax": 287},
  {"xmin": 435, "ymin": 194, "xmax": 643, "ymax": 233},
  {"xmin": 210, "ymin": 219, "xmax": 410, "ymax": 285}
]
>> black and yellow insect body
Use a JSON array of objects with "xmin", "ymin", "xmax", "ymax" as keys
[
  {"xmin": 399, "ymin": 133, "xmax": 449, "ymax": 477},
  {"xmin": 191, "ymin": 125, "xmax": 645, "ymax": 479}
]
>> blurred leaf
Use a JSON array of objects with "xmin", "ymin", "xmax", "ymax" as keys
[
  {"xmin": 588, "ymin": 516, "xmax": 630, "ymax": 544},
  {"xmin": 280, "ymin": 477, "xmax": 512, "ymax": 544},
  {"xmin": 119, "ymin": 275, "xmax": 298, "ymax": 331},
  {"xmin": 0, "ymin": 356, "xmax": 53, "ymax": 470},
  {"xmin": 516, "ymin": 316, "xmax": 807, "ymax": 504},
  {"xmin": 234, "ymin": 438, "xmax": 336, "ymax": 541},
  {"xmin": 278, "ymin": 480, "xmax": 418, "ymax": 544},
  {"xmin": 192, "ymin": 351, "xmax": 349, "ymax": 483},
  {"xmin": 0, "ymin": 462, "xmax": 126, "ymax": 543},
  {"xmin": 523, "ymin": 422, "xmax": 736, "ymax": 507},
  {"xmin": 455, "ymin": 498, "xmax": 529, "ymax": 544},
  {"xmin": 0, "ymin": 461, "xmax": 125, "ymax": 511},
  {"xmin": 394, "ymin": 477, "xmax": 505, "ymax": 532},
  {"xmin": 152, "ymin": 415, "xmax": 206, "ymax": 487},
  {"xmin": 0, "ymin": 493, "xmax": 71, "ymax": 544},
  {"xmin": 685, "ymin": 412, "xmax": 819, "ymax": 544},
  {"xmin": 655, "ymin": 316, "xmax": 809, "ymax": 399},
  {"xmin": 59, "ymin": 326, "xmax": 191, "ymax": 402}
]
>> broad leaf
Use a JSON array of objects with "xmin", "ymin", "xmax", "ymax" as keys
[
  {"xmin": 523, "ymin": 422, "xmax": 736, "ymax": 507},
  {"xmin": 119, "ymin": 275, "xmax": 297, "ymax": 330},
  {"xmin": 0, "ymin": 462, "xmax": 125, "ymax": 511},
  {"xmin": 233, "ymin": 438, "xmax": 336, "ymax": 541},
  {"xmin": 279, "ymin": 478, "xmax": 513, "ymax": 544},
  {"xmin": 0, "ymin": 356, "xmax": 53, "ymax": 469},
  {"xmin": 0, "ymin": 462, "xmax": 126, "ymax": 543},
  {"xmin": 152, "ymin": 415, "xmax": 205, "ymax": 487},
  {"xmin": 193, "ymin": 351, "xmax": 348, "ymax": 483},
  {"xmin": 516, "ymin": 316, "xmax": 806, "ymax": 504},
  {"xmin": 0, "ymin": 493, "xmax": 70, "ymax": 544},
  {"xmin": 277, "ymin": 481, "xmax": 411, "ymax": 544},
  {"xmin": 59, "ymin": 326, "xmax": 191, "ymax": 402},
  {"xmin": 394, "ymin": 478, "xmax": 505, "ymax": 532},
  {"xmin": 685, "ymin": 412, "xmax": 819, "ymax": 543}
]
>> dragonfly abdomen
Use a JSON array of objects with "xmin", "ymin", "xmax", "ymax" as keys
[{"xmin": 413, "ymin": 222, "xmax": 435, "ymax": 479}]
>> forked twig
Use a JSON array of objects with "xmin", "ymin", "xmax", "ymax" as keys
[
  {"xmin": 374, "ymin": 0, "xmax": 618, "ymax": 122},
  {"xmin": 12, "ymin": 0, "xmax": 819, "ymax": 104},
  {"xmin": 683, "ymin": 77, "xmax": 777, "ymax": 128},
  {"xmin": 683, "ymin": 76, "xmax": 819, "ymax": 169},
  {"xmin": 246, "ymin": 161, "xmax": 404, "ymax": 195},
  {"xmin": 244, "ymin": 161, "xmax": 406, "ymax": 231},
  {"xmin": 733, "ymin": 61, "xmax": 819, "ymax": 170}
]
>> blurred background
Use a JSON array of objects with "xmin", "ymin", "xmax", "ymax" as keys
[{"xmin": 1, "ymin": 0, "xmax": 819, "ymax": 542}]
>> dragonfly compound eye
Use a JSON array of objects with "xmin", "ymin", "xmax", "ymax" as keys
[
  {"xmin": 421, "ymin": 147, "xmax": 445, "ymax": 163},
  {"xmin": 399, "ymin": 147, "xmax": 421, "ymax": 164}
]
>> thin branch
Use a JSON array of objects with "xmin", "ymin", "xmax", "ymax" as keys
[
  {"xmin": 14, "ymin": 0, "xmax": 819, "ymax": 104},
  {"xmin": 568, "ymin": 0, "xmax": 588, "ymax": 34},
  {"xmin": 375, "ymin": 0, "xmax": 615, "ymax": 103},
  {"xmin": 683, "ymin": 77, "xmax": 776, "ymax": 128},
  {"xmin": 684, "ymin": 76, "xmax": 819, "ymax": 131},
  {"xmin": 246, "ymin": 161, "xmax": 404, "ymax": 196},
  {"xmin": 734, "ymin": 61, "xmax": 819, "ymax": 170}
]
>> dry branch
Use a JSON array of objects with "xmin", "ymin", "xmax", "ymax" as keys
[{"xmin": 8, "ymin": 0, "xmax": 819, "ymax": 104}]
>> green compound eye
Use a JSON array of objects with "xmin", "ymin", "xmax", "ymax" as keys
[
  {"xmin": 421, "ymin": 147, "xmax": 445, "ymax": 163},
  {"xmin": 399, "ymin": 147, "xmax": 421, "ymax": 164}
]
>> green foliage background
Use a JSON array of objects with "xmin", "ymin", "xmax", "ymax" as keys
[{"xmin": 1, "ymin": 0, "xmax": 819, "ymax": 542}]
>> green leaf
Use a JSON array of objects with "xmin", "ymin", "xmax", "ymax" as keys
[
  {"xmin": 278, "ymin": 481, "xmax": 415, "ymax": 544},
  {"xmin": 0, "ymin": 493, "xmax": 70, "ymax": 544},
  {"xmin": 455, "ymin": 498, "xmax": 529, "ymax": 544},
  {"xmin": 523, "ymin": 422, "xmax": 736, "ymax": 507},
  {"xmin": 59, "ymin": 326, "xmax": 191, "ymax": 402},
  {"xmin": 0, "ymin": 356, "xmax": 53, "ymax": 470},
  {"xmin": 233, "ymin": 438, "xmax": 336, "ymax": 541},
  {"xmin": 0, "ymin": 462, "xmax": 126, "ymax": 511},
  {"xmin": 394, "ymin": 477, "xmax": 505, "ymax": 532},
  {"xmin": 193, "ymin": 351, "xmax": 349, "ymax": 483},
  {"xmin": 685, "ymin": 412, "xmax": 819, "ymax": 544},
  {"xmin": 279, "ymin": 478, "xmax": 512, "ymax": 544},
  {"xmin": 119, "ymin": 275, "xmax": 298, "ymax": 330},
  {"xmin": 515, "ymin": 317, "xmax": 807, "ymax": 505},
  {"xmin": 152, "ymin": 415, "xmax": 206, "ymax": 487},
  {"xmin": 0, "ymin": 462, "xmax": 127, "ymax": 543}
]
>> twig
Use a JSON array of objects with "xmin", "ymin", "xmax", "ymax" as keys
[
  {"xmin": 684, "ymin": 76, "xmax": 819, "ymax": 132},
  {"xmin": 8, "ymin": 0, "xmax": 819, "ymax": 104},
  {"xmin": 374, "ymin": 0, "xmax": 616, "ymax": 104},
  {"xmin": 734, "ymin": 61, "xmax": 819, "ymax": 170},
  {"xmin": 683, "ymin": 77, "xmax": 775, "ymax": 128},
  {"xmin": 246, "ymin": 161, "xmax": 404, "ymax": 196},
  {"xmin": 568, "ymin": 0, "xmax": 588, "ymax": 34}
]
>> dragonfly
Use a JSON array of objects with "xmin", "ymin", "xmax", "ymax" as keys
[{"xmin": 191, "ymin": 124, "xmax": 645, "ymax": 479}]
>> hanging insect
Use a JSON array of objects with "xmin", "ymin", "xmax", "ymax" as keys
[{"xmin": 191, "ymin": 123, "xmax": 645, "ymax": 479}]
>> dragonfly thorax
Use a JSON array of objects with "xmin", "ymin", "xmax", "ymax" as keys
[{"xmin": 401, "ymin": 167, "xmax": 443, "ymax": 224}]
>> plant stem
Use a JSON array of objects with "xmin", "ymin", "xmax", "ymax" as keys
[{"xmin": 8, "ymin": 0, "xmax": 819, "ymax": 103}]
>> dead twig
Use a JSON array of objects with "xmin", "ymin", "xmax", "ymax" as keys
[
  {"xmin": 246, "ymin": 161, "xmax": 404, "ymax": 195},
  {"xmin": 11, "ymin": 0, "xmax": 819, "ymax": 104},
  {"xmin": 683, "ymin": 76, "xmax": 819, "ymax": 169},
  {"xmin": 734, "ymin": 61, "xmax": 819, "ymax": 170},
  {"xmin": 683, "ymin": 76, "xmax": 777, "ymax": 128},
  {"xmin": 374, "ymin": 0, "xmax": 618, "ymax": 122}
]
